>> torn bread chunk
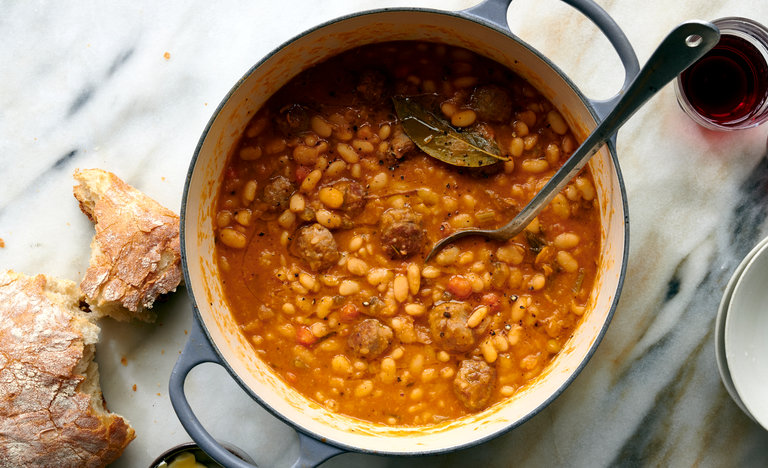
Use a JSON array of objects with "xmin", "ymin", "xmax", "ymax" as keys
[
  {"xmin": 0, "ymin": 270, "xmax": 135, "ymax": 467},
  {"xmin": 74, "ymin": 168, "xmax": 181, "ymax": 322}
]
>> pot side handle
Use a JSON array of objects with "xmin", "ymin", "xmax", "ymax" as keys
[
  {"xmin": 463, "ymin": 0, "xmax": 640, "ymax": 120},
  {"xmin": 168, "ymin": 318, "xmax": 345, "ymax": 468},
  {"xmin": 560, "ymin": 0, "xmax": 640, "ymax": 118}
]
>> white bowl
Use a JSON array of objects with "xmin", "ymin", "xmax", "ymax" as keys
[
  {"xmin": 724, "ymin": 239, "xmax": 768, "ymax": 430},
  {"xmin": 715, "ymin": 237, "xmax": 768, "ymax": 421}
]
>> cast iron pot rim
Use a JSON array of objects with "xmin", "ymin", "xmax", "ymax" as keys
[{"xmin": 178, "ymin": 5, "xmax": 630, "ymax": 458}]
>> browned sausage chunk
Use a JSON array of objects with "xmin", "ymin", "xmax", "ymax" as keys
[
  {"xmin": 276, "ymin": 103, "xmax": 309, "ymax": 136},
  {"xmin": 262, "ymin": 176, "xmax": 294, "ymax": 212},
  {"xmin": 386, "ymin": 124, "xmax": 415, "ymax": 161},
  {"xmin": 428, "ymin": 301, "xmax": 483, "ymax": 353},
  {"xmin": 333, "ymin": 179, "xmax": 367, "ymax": 215},
  {"xmin": 290, "ymin": 223, "xmax": 340, "ymax": 271},
  {"xmin": 469, "ymin": 84, "xmax": 513, "ymax": 122},
  {"xmin": 348, "ymin": 318, "xmax": 393, "ymax": 359},
  {"xmin": 454, "ymin": 359, "xmax": 495, "ymax": 411},
  {"xmin": 356, "ymin": 69, "xmax": 388, "ymax": 103},
  {"xmin": 379, "ymin": 207, "xmax": 424, "ymax": 259}
]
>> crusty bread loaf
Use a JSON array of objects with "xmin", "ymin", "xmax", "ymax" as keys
[
  {"xmin": 74, "ymin": 168, "xmax": 182, "ymax": 322},
  {"xmin": 0, "ymin": 270, "xmax": 135, "ymax": 468}
]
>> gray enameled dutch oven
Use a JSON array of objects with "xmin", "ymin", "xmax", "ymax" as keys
[{"xmin": 170, "ymin": 0, "xmax": 637, "ymax": 466}]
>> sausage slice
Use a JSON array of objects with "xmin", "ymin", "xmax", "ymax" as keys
[
  {"xmin": 262, "ymin": 176, "xmax": 294, "ymax": 212},
  {"xmin": 454, "ymin": 359, "xmax": 495, "ymax": 411},
  {"xmin": 333, "ymin": 179, "xmax": 367, "ymax": 216},
  {"xmin": 428, "ymin": 301, "xmax": 478, "ymax": 353},
  {"xmin": 356, "ymin": 69, "xmax": 389, "ymax": 103},
  {"xmin": 379, "ymin": 207, "xmax": 424, "ymax": 259},
  {"xmin": 348, "ymin": 318, "xmax": 393, "ymax": 359},
  {"xmin": 290, "ymin": 223, "xmax": 340, "ymax": 271},
  {"xmin": 386, "ymin": 124, "xmax": 415, "ymax": 161}
]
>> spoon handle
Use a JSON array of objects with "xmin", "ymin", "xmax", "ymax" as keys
[{"xmin": 490, "ymin": 21, "xmax": 719, "ymax": 240}]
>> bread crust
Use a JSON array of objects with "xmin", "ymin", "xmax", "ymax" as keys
[
  {"xmin": 74, "ymin": 168, "xmax": 182, "ymax": 322},
  {"xmin": 0, "ymin": 270, "xmax": 135, "ymax": 467}
]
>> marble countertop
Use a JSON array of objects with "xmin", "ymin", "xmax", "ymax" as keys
[{"xmin": 2, "ymin": 0, "xmax": 768, "ymax": 466}]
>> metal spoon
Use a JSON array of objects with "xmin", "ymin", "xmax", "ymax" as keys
[{"xmin": 424, "ymin": 21, "xmax": 720, "ymax": 262}]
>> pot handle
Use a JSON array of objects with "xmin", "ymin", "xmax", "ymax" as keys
[
  {"xmin": 169, "ymin": 318, "xmax": 345, "ymax": 468},
  {"xmin": 463, "ymin": 0, "xmax": 640, "ymax": 119}
]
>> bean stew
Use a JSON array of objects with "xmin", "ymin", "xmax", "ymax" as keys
[{"xmin": 214, "ymin": 41, "xmax": 600, "ymax": 426}]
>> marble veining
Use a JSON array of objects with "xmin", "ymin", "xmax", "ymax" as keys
[{"xmin": 2, "ymin": 0, "xmax": 768, "ymax": 466}]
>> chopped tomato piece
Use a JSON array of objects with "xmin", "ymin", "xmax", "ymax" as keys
[
  {"xmin": 295, "ymin": 165, "xmax": 312, "ymax": 182},
  {"xmin": 339, "ymin": 303, "xmax": 360, "ymax": 322},
  {"xmin": 481, "ymin": 293, "xmax": 501, "ymax": 312},
  {"xmin": 296, "ymin": 326, "xmax": 317, "ymax": 347},
  {"xmin": 447, "ymin": 275, "xmax": 472, "ymax": 299}
]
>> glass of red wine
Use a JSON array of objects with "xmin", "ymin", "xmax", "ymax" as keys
[{"xmin": 675, "ymin": 17, "xmax": 768, "ymax": 131}]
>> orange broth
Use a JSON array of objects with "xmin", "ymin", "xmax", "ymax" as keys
[{"xmin": 213, "ymin": 41, "xmax": 600, "ymax": 426}]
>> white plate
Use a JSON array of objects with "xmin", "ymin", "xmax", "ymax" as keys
[
  {"xmin": 715, "ymin": 237, "xmax": 768, "ymax": 421},
  {"xmin": 724, "ymin": 239, "xmax": 768, "ymax": 430}
]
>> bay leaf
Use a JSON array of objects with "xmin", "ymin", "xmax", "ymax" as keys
[{"xmin": 392, "ymin": 95, "xmax": 507, "ymax": 167}]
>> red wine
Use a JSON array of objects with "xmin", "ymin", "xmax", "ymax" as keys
[{"xmin": 680, "ymin": 34, "xmax": 768, "ymax": 124}]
